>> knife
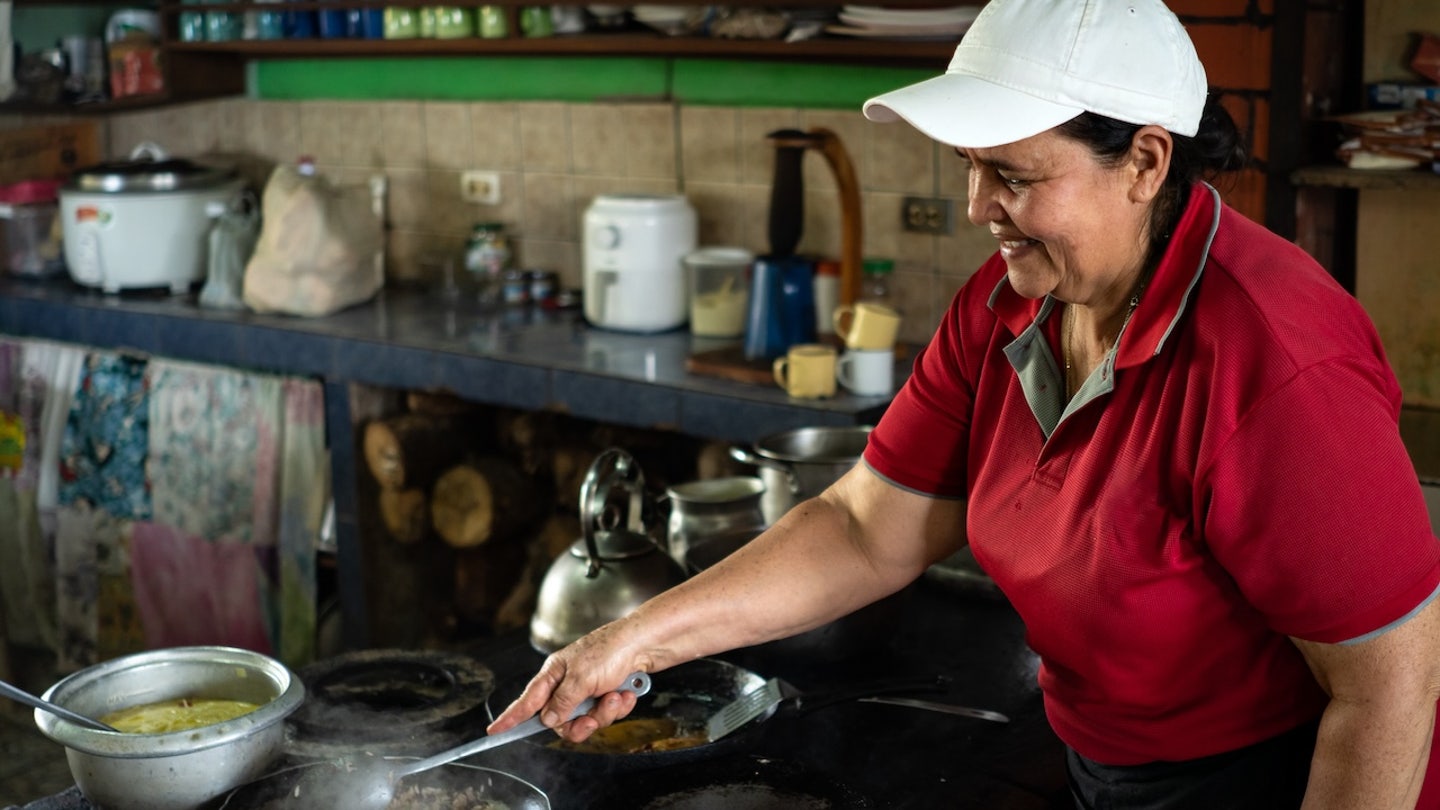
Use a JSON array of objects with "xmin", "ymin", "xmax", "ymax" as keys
[{"xmin": 857, "ymin": 696, "xmax": 1011, "ymax": 723}]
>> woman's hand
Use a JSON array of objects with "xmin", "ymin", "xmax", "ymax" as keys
[{"xmin": 486, "ymin": 619, "xmax": 652, "ymax": 742}]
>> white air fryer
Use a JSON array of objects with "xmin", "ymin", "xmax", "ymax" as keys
[{"xmin": 583, "ymin": 194, "xmax": 697, "ymax": 333}]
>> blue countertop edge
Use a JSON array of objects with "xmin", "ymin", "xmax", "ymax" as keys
[{"xmin": 0, "ymin": 279, "xmax": 896, "ymax": 444}]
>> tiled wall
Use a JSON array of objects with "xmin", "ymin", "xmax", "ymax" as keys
[{"xmin": 86, "ymin": 97, "xmax": 997, "ymax": 346}]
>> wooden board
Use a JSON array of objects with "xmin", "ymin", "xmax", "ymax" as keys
[
  {"xmin": 685, "ymin": 345, "xmax": 776, "ymax": 386},
  {"xmin": 686, "ymin": 337, "xmax": 909, "ymax": 388},
  {"xmin": 0, "ymin": 122, "xmax": 101, "ymax": 185}
]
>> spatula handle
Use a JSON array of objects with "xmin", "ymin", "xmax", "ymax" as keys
[{"xmin": 397, "ymin": 672, "xmax": 651, "ymax": 777}]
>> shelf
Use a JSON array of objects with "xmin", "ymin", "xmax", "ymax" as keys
[
  {"xmin": 163, "ymin": 33, "xmax": 956, "ymax": 65},
  {"xmin": 1291, "ymin": 164, "xmax": 1440, "ymax": 191},
  {"xmin": 0, "ymin": 90, "xmax": 234, "ymax": 116}
]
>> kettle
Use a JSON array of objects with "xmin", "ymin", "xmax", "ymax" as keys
[{"xmin": 530, "ymin": 448, "xmax": 688, "ymax": 653}]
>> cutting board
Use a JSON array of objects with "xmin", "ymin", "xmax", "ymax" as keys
[
  {"xmin": 686, "ymin": 337, "xmax": 908, "ymax": 388},
  {"xmin": 685, "ymin": 344, "xmax": 776, "ymax": 386}
]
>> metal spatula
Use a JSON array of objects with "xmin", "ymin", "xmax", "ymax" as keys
[{"xmin": 705, "ymin": 677, "xmax": 784, "ymax": 742}]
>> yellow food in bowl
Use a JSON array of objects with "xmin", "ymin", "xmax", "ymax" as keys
[{"xmin": 100, "ymin": 697, "xmax": 262, "ymax": 734}]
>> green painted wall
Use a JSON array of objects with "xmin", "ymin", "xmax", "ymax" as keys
[{"xmin": 255, "ymin": 57, "xmax": 935, "ymax": 109}]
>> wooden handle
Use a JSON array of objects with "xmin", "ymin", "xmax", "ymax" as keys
[{"xmin": 810, "ymin": 127, "xmax": 864, "ymax": 308}]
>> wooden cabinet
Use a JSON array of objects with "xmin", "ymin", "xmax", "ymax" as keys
[
  {"xmin": 4, "ymin": 0, "xmax": 245, "ymax": 114},
  {"xmin": 3, "ymin": 0, "xmax": 961, "ymax": 116},
  {"xmin": 1286, "ymin": 0, "xmax": 1440, "ymax": 410},
  {"xmin": 154, "ymin": 0, "xmax": 957, "ymax": 65}
]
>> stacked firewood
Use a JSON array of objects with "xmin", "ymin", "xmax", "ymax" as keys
[
  {"xmin": 1334, "ymin": 100, "xmax": 1440, "ymax": 170},
  {"xmin": 361, "ymin": 394, "xmax": 716, "ymax": 641}
]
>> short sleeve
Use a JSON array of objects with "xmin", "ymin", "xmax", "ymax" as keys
[
  {"xmin": 1202, "ymin": 357, "xmax": 1440, "ymax": 644},
  {"xmin": 865, "ymin": 283, "xmax": 986, "ymax": 499}
]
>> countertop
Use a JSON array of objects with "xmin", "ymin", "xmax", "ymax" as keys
[{"xmin": 0, "ymin": 278, "xmax": 895, "ymax": 443}]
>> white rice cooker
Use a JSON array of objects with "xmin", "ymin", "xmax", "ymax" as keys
[
  {"xmin": 61, "ymin": 142, "xmax": 246, "ymax": 293},
  {"xmin": 583, "ymin": 193, "xmax": 696, "ymax": 333}
]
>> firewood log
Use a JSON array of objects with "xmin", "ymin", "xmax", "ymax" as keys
[
  {"xmin": 405, "ymin": 391, "xmax": 484, "ymax": 417},
  {"xmin": 378, "ymin": 487, "xmax": 428, "ymax": 544},
  {"xmin": 495, "ymin": 512, "xmax": 581, "ymax": 633},
  {"xmin": 431, "ymin": 455, "xmax": 541, "ymax": 548},
  {"xmin": 451, "ymin": 538, "xmax": 527, "ymax": 631},
  {"xmin": 550, "ymin": 442, "xmax": 600, "ymax": 514},
  {"xmin": 362, "ymin": 413, "xmax": 468, "ymax": 491}
]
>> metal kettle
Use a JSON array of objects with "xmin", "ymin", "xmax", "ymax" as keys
[{"xmin": 530, "ymin": 448, "xmax": 688, "ymax": 653}]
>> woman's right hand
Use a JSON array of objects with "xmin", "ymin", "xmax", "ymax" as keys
[{"xmin": 486, "ymin": 618, "xmax": 655, "ymax": 743}]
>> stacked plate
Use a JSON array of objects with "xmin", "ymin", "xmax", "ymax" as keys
[{"xmin": 827, "ymin": 5, "xmax": 981, "ymax": 40}]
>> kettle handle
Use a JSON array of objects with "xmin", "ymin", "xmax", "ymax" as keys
[{"xmin": 579, "ymin": 448, "xmax": 646, "ymax": 577}]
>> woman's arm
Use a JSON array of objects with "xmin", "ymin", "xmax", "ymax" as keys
[
  {"xmin": 489, "ymin": 462, "xmax": 968, "ymax": 740},
  {"xmin": 1293, "ymin": 595, "xmax": 1440, "ymax": 809}
]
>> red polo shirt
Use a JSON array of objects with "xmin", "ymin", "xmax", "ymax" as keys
[{"xmin": 866, "ymin": 185, "xmax": 1440, "ymax": 771}]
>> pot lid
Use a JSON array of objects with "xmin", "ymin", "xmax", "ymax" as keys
[{"xmin": 68, "ymin": 141, "xmax": 235, "ymax": 193}]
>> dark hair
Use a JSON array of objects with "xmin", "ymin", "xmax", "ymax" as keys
[{"xmin": 1056, "ymin": 96, "xmax": 1247, "ymax": 267}]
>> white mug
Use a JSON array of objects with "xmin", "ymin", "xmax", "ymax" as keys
[{"xmin": 836, "ymin": 348, "xmax": 894, "ymax": 396}]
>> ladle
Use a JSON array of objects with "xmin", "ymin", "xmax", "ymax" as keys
[
  {"xmin": 0, "ymin": 677, "xmax": 118, "ymax": 732},
  {"xmin": 343, "ymin": 671, "xmax": 651, "ymax": 809}
]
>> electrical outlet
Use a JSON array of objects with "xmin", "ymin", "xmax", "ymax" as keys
[
  {"xmin": 461, "ymin": 170, "xmax": 501, "ymax": 205},
  {"xmin": 902, "ymin": 197, "xmax": 955, "ymax": 235}
]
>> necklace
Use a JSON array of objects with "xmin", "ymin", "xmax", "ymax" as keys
[{"xmin": 1062, "ymin": 280, "xmax": 1148, "ymax": 399}]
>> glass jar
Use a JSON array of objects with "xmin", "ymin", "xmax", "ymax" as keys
[
  {"xmin": 465, "ymin": 222, "xmax": 511, "ymax": 303},
  {"xmin": 860, "ymin": 257, "xmax": 894, "ymax": 306}
]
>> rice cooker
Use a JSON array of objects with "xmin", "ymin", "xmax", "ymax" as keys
[
  {"xmin": 61, "ymin": 142, "xmax": 246, "ymax": 293},
  {"xmin": 583, "ymin": 193, "xmax": 696, "ymax": 333}
]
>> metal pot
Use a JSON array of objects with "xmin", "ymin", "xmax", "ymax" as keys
[
  {"xmin": 34, "ymin": 645, "xmax": 305, "ymax": 810},
  {"xmin": 530, "ymin": 448, "xmax": 688, "ymax": 653},
  {"xmin": 200, "ymin": 761, "xmax": 550, "ymax": 809},
  {"xmin": 730, "ymin": 425, "xmax": 872, "ymax": 525},
  {"xmin": 664, "ymin": 475, "xmax": 767, "ymax": 571}
]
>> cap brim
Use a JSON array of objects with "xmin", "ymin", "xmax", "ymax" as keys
[{"xmin": 863, "ymin": 72, "xmax": 1086, "ymax": 149}]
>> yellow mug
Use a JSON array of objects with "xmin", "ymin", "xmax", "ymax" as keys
[
  {"xmin": 832, "ymin": 302, "xmax": 901, "ymax": 350},
  {"xmin": 772, "ymin": 343, "xmax": 837, "ymax": 399}
]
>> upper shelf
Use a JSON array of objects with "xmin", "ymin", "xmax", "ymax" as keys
[
  {"xmin": 1291, "ymin": 164, "xmax": 1440, "ymax": 192},
  {"xmin": 152, "ymin": 0, "xmax": 963, "ymax": 65},
  {"xmin": 163, "ymin": 33, "xmax": 956, "ymax": 65}
]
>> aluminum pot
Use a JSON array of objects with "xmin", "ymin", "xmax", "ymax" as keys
[
  {"xmin": 35, "ymin": 645, "xmax": 306, "ymax": 810},
  {"xmin": 730, "ymin": 425, "xmax": 872, "ymax": 525}
]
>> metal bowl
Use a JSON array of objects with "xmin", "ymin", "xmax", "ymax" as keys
[{"xmin": 34, "ymin": 645, "xmax": 306, "ymax": 810}]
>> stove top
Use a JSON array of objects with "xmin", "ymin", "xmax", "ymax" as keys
[{"xmin": 14, "ymin": 583, "xmax": 1068, "ymax": 810}]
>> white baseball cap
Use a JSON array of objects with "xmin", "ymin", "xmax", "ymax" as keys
[{"xmin": 863, "ymin": 0, "xmax": 1208, "ymax": 148}]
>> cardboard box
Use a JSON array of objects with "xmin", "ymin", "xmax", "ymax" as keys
[{"xmin": 0, "ymin": 122, "xmax": 101, "ymax": 185}]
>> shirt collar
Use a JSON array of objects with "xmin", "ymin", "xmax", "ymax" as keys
[{"xmin": 987, "ymin": 183, "xmax": 1221, "ymax": 369}]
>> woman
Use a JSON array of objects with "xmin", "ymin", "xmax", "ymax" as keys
[{"xmin": 490, "ymin": 1, "xmax": 1440, "ymax": 807}]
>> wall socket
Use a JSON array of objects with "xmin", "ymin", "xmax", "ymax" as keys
[
  {"xmin": 902, "ymin": 196, "xmax": 955, "ymax": 235},
  {"xmin": 461, "ymin": 170, "xmax": 501, "ymax": 205}
]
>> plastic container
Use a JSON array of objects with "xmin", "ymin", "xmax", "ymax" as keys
[
  {"xmin": 813, "ymin": 258, "xmax": 839, "ymax": 335},
  {"xmin": 0, "ymin": 179, "xmax": 64, "ymax": 279},
  {"xmin": 685, "ymin": 246, "xmax": 753, "ymax": 338}
]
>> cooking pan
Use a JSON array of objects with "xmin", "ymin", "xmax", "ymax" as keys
[
  {"xmin": 198, "ymin": 759, "xmax": 550, "ymax": 809},
  {"xmin": 483, "ymin": 657, "xmax": 947, "ymax": 776}
]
